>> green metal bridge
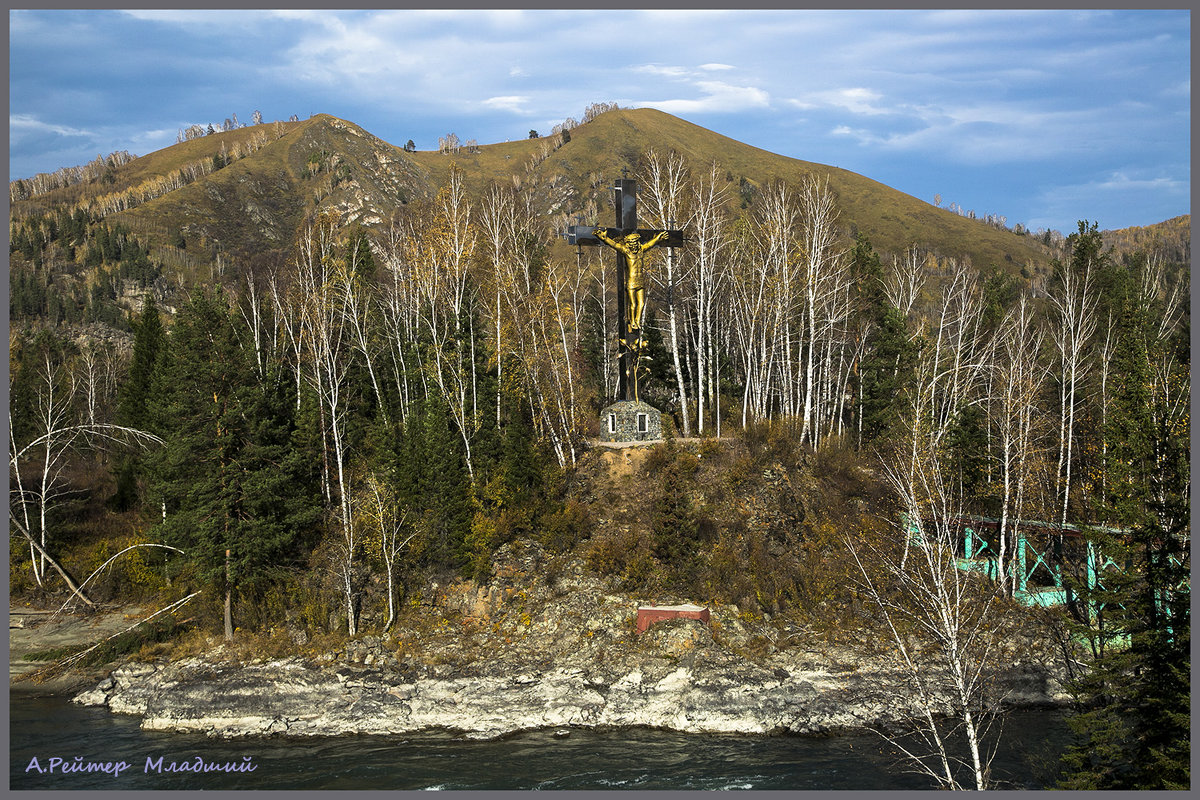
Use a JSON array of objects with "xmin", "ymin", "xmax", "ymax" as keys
[
  {"xmin": 904, "ymin": 515, "xmax": 1126, "ymax": 609},
  {"xmin": 906, "ymin": 515, "xmax": 1187, "ymax": 633}
]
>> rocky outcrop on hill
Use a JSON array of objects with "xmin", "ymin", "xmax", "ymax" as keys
[{"xmin": 73, "ymin": 542, "xmax": 1068, "ymax": 739}]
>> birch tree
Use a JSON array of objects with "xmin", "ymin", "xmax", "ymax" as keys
[
  {"xmin": 757, "ymin": 180, "xmax": 801, "ymax": 421},
  {"xmin": 77, "ymin": 339, "xmax": 124, "ymax": 426},
  {"xmin": 687, "ymin": 162, "xmax": 732, "ymax": 435},
  {"xmin": 373, "ymin": 214, "xmax": 425, "ymax": 424},
  {"xmin": 640, "ymin": 149, "xmax": 694, "ymax": 435},
  {"xmin": 15, "ymin": 344, "xmax": 81, "ymax": 585},
  {"xmin": 340, "ymin": 231, "xmax": 390, "ymax": 425},
  {"xmin": 360, "ymin": 471, "xmax": 416, "ymax": 631},
  {"xmin": 478, "ymin": 183, "xmax": 589, "ymax": 466},
  {"xmin": 728, "ymin": 212, "xmax": 776, "ymax": 426},
  {"xmin": 9, "ymin": 331, "xmax": 161, "ymax": 603},
  {"xmin": 923, "ymin": 258, "xmax": 989, "ymax": 448},
  {"xmin": 408, "ymin": 167, "xmax": 480, "ymax": 479},
  {"xmin": 1047, "ymin": 259, "xmax": 1096, "ymax": 526},
  {"xmin": 988, "ymin": 297, "xmax": 1047, "ymax": 593},
  {"xmin": 885, "ymin": 245, "xmax": 926, "ymax": 320},
  {"xmin": 796, "ymin": 175, "xmax": 850, "ymax": 445},
  {"xmin": 294, "ymin": 214, "xmax": 361, "ymax": 634},
  {"xmin": 526, "ymin": 257, "xmax": 589, "ymax": 465},
  {"xmin": 479, "ymin": 184, "xmax": 539, "ymax": 428},
  {"xmin": 848, "ymin": 335, "xmax": 1006, "ymax": 788},
  {"xmin": 725, "ymin": 173, "xmax": 850, "ymax": 438},
  {"xmin": 849, "ymin": 444, "xmax": 1005, "ymax": 790}
]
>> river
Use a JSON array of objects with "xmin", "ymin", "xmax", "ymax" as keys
[{"xmin": 10, "ymin": 695, "xmax": 1074, "ymax": 790}]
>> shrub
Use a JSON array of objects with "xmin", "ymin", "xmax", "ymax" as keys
[
  {"xmin": 76, "ymin": 536, "xmax": 171, "ymax": 602},
  {"xmin": 538, "ymin": 498, "xmax": 590, "ymax": 553}
]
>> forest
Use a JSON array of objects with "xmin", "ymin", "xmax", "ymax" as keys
[{"xmin": 8, "ymin": 147, "xmax": 1190, "ymax": 788}]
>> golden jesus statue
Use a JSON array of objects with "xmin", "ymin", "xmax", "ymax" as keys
[{"xmin": 593, "ymin": 228, "xmax": 670, "ymax": 333}]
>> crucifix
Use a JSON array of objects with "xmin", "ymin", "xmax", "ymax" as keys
[{"xmin": 567, "ymin": 175, "xmax": 684, "ymax": 402}]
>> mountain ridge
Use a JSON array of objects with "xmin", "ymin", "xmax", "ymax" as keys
[{"xmin": 10, "ymin": 108, "xmax": 1187, "ymax": 286}]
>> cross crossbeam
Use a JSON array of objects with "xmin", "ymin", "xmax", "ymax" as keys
[{"xmin": 568, "ymin": 226, "xmax": 685, "ymax": 249}]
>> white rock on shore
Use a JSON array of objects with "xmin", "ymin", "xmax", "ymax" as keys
[
  {"xmin": 70, "ymin": 544, "xmax": 1070, "ymax": 739},
  {"xmin": 73, "ymin": 623, "xmax": 1066, "ymax": 740}
]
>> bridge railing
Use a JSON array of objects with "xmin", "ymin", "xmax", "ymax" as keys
[{"xmin": 901, "ymin": 514, "xmax": 1128, "ymax": 609}]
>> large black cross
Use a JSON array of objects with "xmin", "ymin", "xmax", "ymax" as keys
[{"xmin": 567, "ymin": 177, "xmax": 684, "ymax": 402}]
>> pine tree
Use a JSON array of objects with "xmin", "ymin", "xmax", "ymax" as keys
[
  {"xmin": 147, "ymin": 290, "xmax": 320, "ymax": 634},
  {"xmin": 980, "ymin": 265, "xmax": 1021, "ymax": 333},
  {"xmin": 110, "ymin": 296, "xmax": 165, "ymax": 510},
  {"xmin": 851, "ymin": 236, "xmax": 917, "ymax": 447},
  {"xmin": 858, "ymin": 306, "xmax": 916, "ymax": 445},
  {"xmin": 392, "ymin": 398, "xmax": 474, "ymax": 573},
  {"xmin": 234, "ymin": 376, "xmax": 323, "ymax": 604},
  {"xmin": 946, "ymin": 403, "xmax": 988, "ymax": 504},
  {"xmin": 118, "ymin": 296, "xmax": 164, "ymax": 429},
  {"xmin": 498, "ymin": 388, "xmax": 543, "ymax": 511},
  {"xmin": 422, "ymin": 400, "xmax": 474, "ymax": 572},
  {"xmin": 1058, "ymin": 254, "xmax": 1190, "ymax": 789}
]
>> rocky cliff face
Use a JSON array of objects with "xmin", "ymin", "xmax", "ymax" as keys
[{"xmin": 74, "ymin": 541, "xmax": 1067, "ymax": 739}]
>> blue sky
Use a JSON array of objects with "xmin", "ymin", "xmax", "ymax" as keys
[{"xmin": 8, "ymin": 8, "xmax": 1190, "ymax": 234}]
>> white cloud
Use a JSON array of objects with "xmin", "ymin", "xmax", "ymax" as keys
[
  {"xmin": 641, "ymin": 81, "xmax": 770, "ymax": 115},
  {"xmin": 274, "ymin": 17, "xmax": 426, "ymax": 87},
  {"xmin": 830, "ymin": 124, "xmax": 864, "ymax": 141},
  {"xmin": 8, "ymin": 9, "xmax": 43, "ymax": 35},
  {"xmin": 1027, "ymin": 168, "xmax": 1189, "ymax": 232},
  {"xmin": 815, "ymin": 89, "xmax": 1156, "ymax": 169},
  {"xmin": 264, "ymin": 11, "xmax": 564, "ymax": 108},
  {"xmin": 376, "ymin": 9, "xmax": 529, "ymax": 28},
  {"xmin": 122, "ymin": 9, "xmax": 274, "ymax": 26},
  {"xmin": 128, "ymin": 128, "xmax": 176, "ymax": 150},
  {"xmin": 9, "ymin": 114, "xmax": 93, "ymax": 138},
  {"xmin": 1092, "ymin": 171, "xmax": 1185, "ymax": 194},
  {"xmin": 482, "ymin": 96, "xmax": 532, "ymax": 114},
  {"xmin": 634, "ymin": 64, "xmax": 692, "ymax": 79},
  {"xmin": 1162, "ymin": 79, "xmax": 1190, "ymax": 98},
  {"xmin": 824, "ymin": 88, "xmax": 888, "ymax": 116},
  {"xmin": 784, "ymin": 99, "xmax": 818, "ymax": 111},
  {"xmin": 790, "ymin": 87, "xmax": 891, "ymax": 116},
  {"xmin": 626, "ymin": 61, "xmax": 770, "ymax": 115}
]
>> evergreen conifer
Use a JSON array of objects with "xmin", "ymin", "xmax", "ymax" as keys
[
  {"xmin": 1057, "ymin": 254, "xmax": 1190, "ymax": 788},
  {"xmin": 146, "ymin": 290, "xmax": 320, "ymax": 632}
]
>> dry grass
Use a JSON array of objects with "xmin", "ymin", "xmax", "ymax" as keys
[{"xmin": 15, "ymin": 108, "xmax": 1057, "ymax": 282}]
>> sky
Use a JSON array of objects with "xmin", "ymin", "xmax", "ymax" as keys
[{"xmin": 8, "ymin": 8, "xmax": 1191, "ymax": 234}]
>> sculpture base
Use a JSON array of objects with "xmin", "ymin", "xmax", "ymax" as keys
[{"xmin": 598, "ymin": 400, "xmax": 662, "ymax": 443}]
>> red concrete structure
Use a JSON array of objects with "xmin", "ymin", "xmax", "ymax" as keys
[{"xmin": 636, "ymin": 604, "xmax": 711, "ymax": 633}]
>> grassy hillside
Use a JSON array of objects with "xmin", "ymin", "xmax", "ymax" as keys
[
  {"xmin": 1102, "ymin": 214, "xmax": 1190, "ymax": 266},
  {"xmin": 106, "ymin": 116, "xmax": 435, "ymax": 279},
  {"xmin": 14, "ymin": 108, "xmax": 1177, "ymax": 288},
  {"xmin": 423, "ymin": 108, "xmax": 1056, "ymax": 273}
]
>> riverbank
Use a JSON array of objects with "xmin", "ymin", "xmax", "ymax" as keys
[
  {"xmin": 48, "ymin": 542, "xmax": 1070, "ymax": 740},
  {"xmin": 10, "ymin": 604, "xmax": 152, "ymax": 696}
]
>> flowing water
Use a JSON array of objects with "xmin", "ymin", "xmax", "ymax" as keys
[{"xmin": 10, "ymin": 695, "xmax": 1073, "ymax": 790}]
